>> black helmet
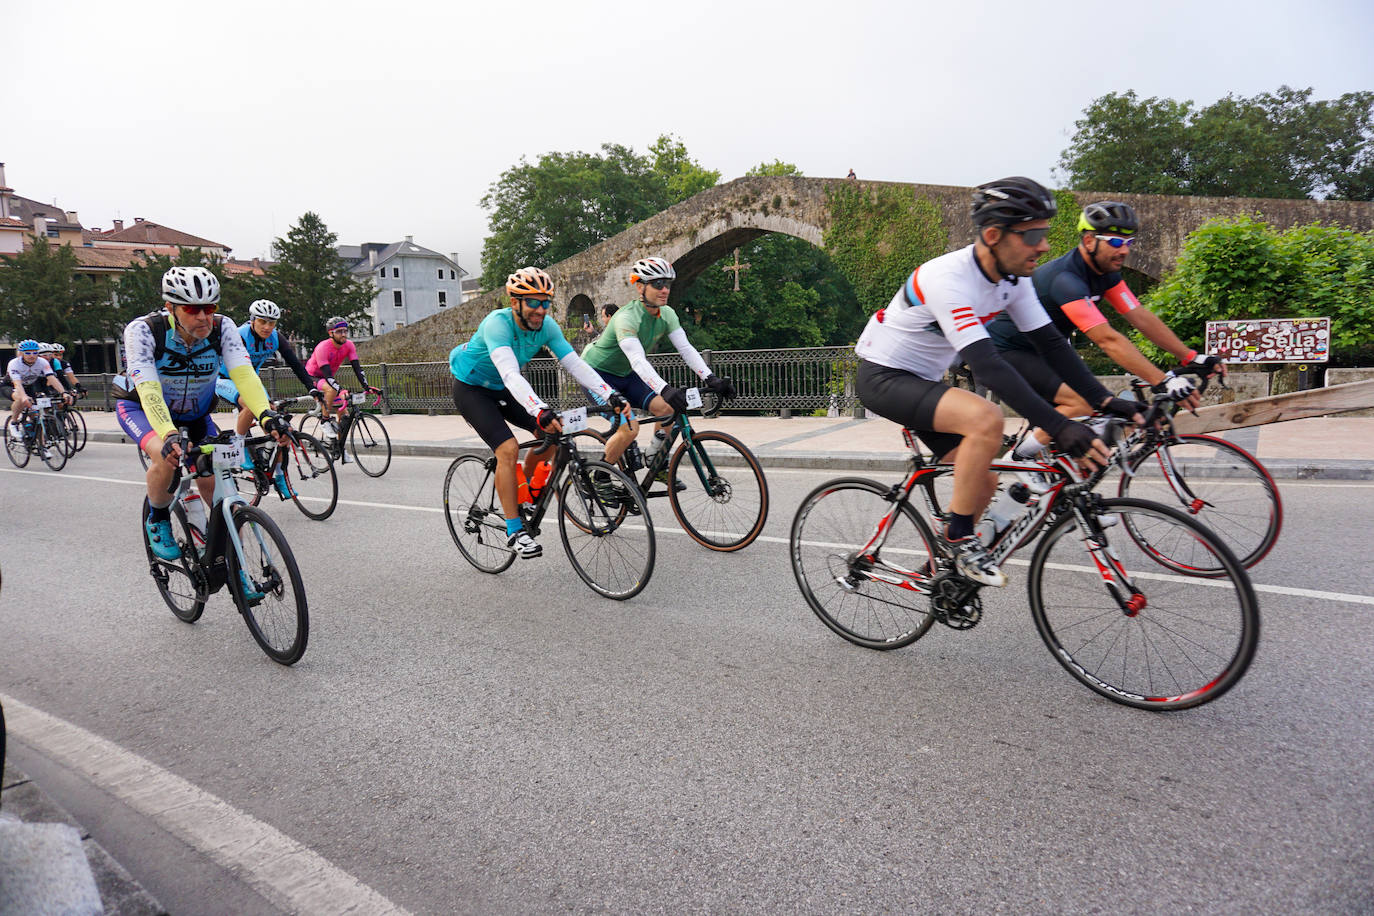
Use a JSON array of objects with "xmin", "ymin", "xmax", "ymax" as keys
[
  {"xmin": 970, "ymin": 176, "xmax": 1057, "ymax": 228},
  {"xmin": 1078, "ymin": 201, "xmax": 1139, "ymax": 235}
]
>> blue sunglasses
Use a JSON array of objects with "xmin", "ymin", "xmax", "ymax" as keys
[
  {"xmin": 1095, "ymin": 234, "xmax": 1137, "ymax": 248},
  {"xmin": 521, "ymin": 298, "xmax": 552, "ymax": 310}
]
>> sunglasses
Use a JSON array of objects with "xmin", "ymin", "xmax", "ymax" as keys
[
  {"xmin": 645, "ymin": 279, "xmax": 673, "ymax": 290},
  {"xmin": 1094, "ymin": 234, "xmax": 1138, "ymax": 248},
  {"xmin": 1003, "ymin": 227, "xmax": 1050, "ymax": 246},
  {"xmin": 521, "ymin": 298, "xmax": 552, "ymax": 310},
  {"xmin": 181, "ymin": 304, "xmax": 219, "ymax": 315}
]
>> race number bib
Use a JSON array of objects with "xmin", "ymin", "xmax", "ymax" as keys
[
  {"xmin": 685, "ymin": 388, "xmax": 703, "ymax": 410},
  {"xmin": 213, "ymin": 435, "xmax": 245, "ymax": 470},
  {"xmin": 35, "ymin": 397, "xmax": 52, "ymax": 408},
  {"xmin": 560, "ymin": 406, "xmax": 588, "ymax": 433},
  {"xmin": 351, "ymin": 392, "xmax": 368, "ymax": 405}
]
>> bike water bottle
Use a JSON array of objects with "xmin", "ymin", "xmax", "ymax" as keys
[
  {"xmin": 645, "ymin": 428, "xmax": 668, "ymax": 459},
  {"xmin": 516, "ymin": 465, "xmax": 532, "ymax": 504},
  {"xmin": 181, "ymin": 490, "xmax": 208, "ymax": 554},
  {"xmin": 623, "ymin": 440, "xmax": 645, "ymax": 472},
  {"xmin": 976, "ymin": 483, "xmax": 1032, "ymax": 546},
  {"xmin": 529, "ymin": 460, "xmax": 553, "ymax": 498}
]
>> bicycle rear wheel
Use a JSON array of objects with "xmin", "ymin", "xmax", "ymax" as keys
[
  {"xmin": 143, "ymin": 499, "xmax": 207, "ymax": 623},
  {"xmin": 790, "ymin": 478, "xmax": 939, "ymax": 650},
  {"xmin": 282, "ymin": 432, "xmax": 338, "ymax": 520},
  {"xmin": 1119, "ymin": 433, "xmax": 1282, "ymax": 573},
  {"xmin": 558, "ymin": 460, "xmax": 655, "ymax": 600},
  {"xmin": 1028, "ymin": 497, "xmax": 1259, "ymax": 711},
  {"xmin": 39, "ymin": 417, "xmax": 67, "ymax": 471},
  {"xmin": 443, "ymin": 455, "xmax": 515, "ymax": 573},
  {"xmin": 69, "ymin": 408, "xmax": 87, "ymax": 451},
  {"xmin": 667, "ymin": 431, "xmax": 769, "ymax": 551},
  {"xmin": 348, "ymin": 413, "xmax": 391, "ymax": 477},
  {"xmin": 227, "ymin": 504, "xmax": 308, "ymax": 665}
]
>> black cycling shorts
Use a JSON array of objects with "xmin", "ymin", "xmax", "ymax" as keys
[
  {"xmin": 856, "ymin": 360, "xmax": 962, "ymax": 459},
  {"xmin": 453, "ymin": 379, "xmax": 539, "ymax": 450},
  {"xmin": 996, "ymin": 348, "xmax": 1065, "ymax": 402}
]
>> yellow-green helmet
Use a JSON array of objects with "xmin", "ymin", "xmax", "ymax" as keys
[{"xmin": 1077, "ymin": 201, "xmax": 1138, "ymax": 235}]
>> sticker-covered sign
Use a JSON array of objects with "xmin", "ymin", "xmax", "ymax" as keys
[{"xmin": 1205, "ymin": 317, "xmax": 1330, "ymax": 363}]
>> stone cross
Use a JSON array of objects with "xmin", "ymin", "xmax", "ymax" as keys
[{"xmin": 722, "ymin": 247, "xmax": 751, "ymax": 291}]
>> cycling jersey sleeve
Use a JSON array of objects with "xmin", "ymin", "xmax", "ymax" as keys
[
  {"xmin": 1101, "ymin": 280, "xmax": 1141, "ymax": 315},
  {"xmin": 667, "ymin": 328, "xmax": 711, "ymax": 380},
  {"xmin": 559, "ymin": 352, "xmax": 616, "ymax": 403},
  {"xmin": 959, "ymin": 339, "xmax": 1068, "ymax": 436},
  {"xmin": 619, "ymin": 337, "xmax": 669, "ymax": 392},
  {"xmin": 124, "ymin": 322, "xmax": 176, "ymax": 438},
  {"xmin": 490, "ymin": 345, "xmax": 548, "ymax": 416},
  {"xmin": 1059, "ymin": 298, "xmax": 1109, "ymax": 333},
  {"xmin": 349, "ymin": 359, "xmax": 369, "ymax": 389},
  {"xmin": 1023, "ymin": 324, "xmax": 1112, "ymax": 406}
]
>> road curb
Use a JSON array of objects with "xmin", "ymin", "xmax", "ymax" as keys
[{"xmin": 89, "ymin": 430, "xmax": 1374, "ymax": 479}]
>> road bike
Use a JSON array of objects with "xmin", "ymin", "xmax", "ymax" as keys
[
  {"xmin": 53, "ymin": 389, "xmax": 88, "ymax": 454},
  {"xmin": 143, "ymin": 430, "xmax": 309, "ymax": 665},
  {"xmin": 789, "ymin": 423, "xmax": 1260, "ymax": 710},
  {"xmin": 299, "ymin": 388, "xmax": 391, "ymax": 477},
  {"xmin": 582, "ymin": 383, "xmax": 769, "ymax": 552},
  {"xmin": 443, "ymin": 407, "xmax": 655, "ymax": 600},
  {"xmin": 1104, "ymin": 370, "xmax": 1282, "ymax": 571},
  {"xmin": 231, "ymin": 395, "xmax": 339, "ymax": 521},
  {"xmin": 5, "ymin": 396, "xmax": 69, "ymax": 471}
]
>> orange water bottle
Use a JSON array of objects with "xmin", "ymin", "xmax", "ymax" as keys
[
  {"xmin": 529, "ymin": 460, "xmax": 553, "ymax": 498},
  {"xmin": 516, "ymin": 465, "xmax": 532, "ymax": 504}
]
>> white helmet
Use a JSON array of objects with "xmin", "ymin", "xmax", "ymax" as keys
[
  {"xmin": 38, "ymin": 342, "xmax": 55, "ymax": 354},
  {"xmin": 630, "ymin": 257, "xmax": 676, "ymax": 284},
  {"xmin": 162, "ymin": 266, "xmax": 221, "ymax": 306},
  {"xmin": 53, "ymin": 343, "xmax": 66, "ymax": 353},
  {"xmin": 248, "ymin": 299, "xmax": 281, "ymax": 320}
]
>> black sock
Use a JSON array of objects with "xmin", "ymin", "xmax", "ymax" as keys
[
  {"xmin": 946, "ymin": 512, "xmax": 974, "ymax": 541},
  {"xmin": 148, "ymin": 505, "xmax": 170, "ymax": 523}
]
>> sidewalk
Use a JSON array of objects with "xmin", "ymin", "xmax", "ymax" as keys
[
  {"xmin": 2, "ymin": 759, "xmax": 165, "ymax": 915},
  {"xmin": 81, "ymin": 409, "xmax": 1374, "ymax": 478}
]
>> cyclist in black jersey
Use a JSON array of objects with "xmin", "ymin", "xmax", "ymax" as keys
[{"xmin": 985, "ymin": 201, "xmax": 1225, "ymax": 461}]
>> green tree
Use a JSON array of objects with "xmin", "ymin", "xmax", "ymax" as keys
[
  {"xmin": 479, "ymin": 137, "xmax": 719, "ymax": 291},
  {"xmin": 1058, "ymin": 87, "xmax": 1374, "ymax": 200},
  {"xmin": 822, "ymin": 183, "xmax": 949, "ymax": 317},
  {"xmin": 1145, "ymin": 215, "xmax": 1374, "ymax": 365},
  {"xmin": 267, "ymin": 212, "xmax": 374, "ymax": 340},
  {"xmin": 746, "ymin": 160, "xmax": 804, "ymax": 177},
  {"xmin": 0, "ymin": 237, "xmax": 102, "ymax": 345}
]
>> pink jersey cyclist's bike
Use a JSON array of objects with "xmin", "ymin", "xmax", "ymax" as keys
[{"xmin": 298, "ymin": 388, "xmax": 391, "ymax": 477}]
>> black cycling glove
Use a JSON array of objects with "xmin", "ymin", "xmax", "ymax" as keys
[
  {"xmin": 1052, "ymin": 421, "xmax": 1097, "ymax": 458},
  {"xmin": 660, "ymin": 385, "xmax": 689, "ymax": 413}
]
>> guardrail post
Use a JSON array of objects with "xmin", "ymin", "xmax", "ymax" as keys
[
  {"xmin": 380, "ymin": 364, "xmax": 391, "ymax": 414},
  {"xmin": 103, "ymin": 374, "xmax": 112, "ymax": 411}
]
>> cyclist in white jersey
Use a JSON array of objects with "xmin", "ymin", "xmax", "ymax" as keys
[{"xmin": 855, "ymin": 176, "xmax": 1141, "ymax": 586}]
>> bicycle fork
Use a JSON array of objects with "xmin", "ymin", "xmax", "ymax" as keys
[{"xmin": 1070, "ymin": 503, "xmax": 1147, "ymax": 617}]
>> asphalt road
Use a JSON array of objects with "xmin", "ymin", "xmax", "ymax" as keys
[{"xmin": 3, "ymin": 442, "xmax": 1373, "ymax": 914}]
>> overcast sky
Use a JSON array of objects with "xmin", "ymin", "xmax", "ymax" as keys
[{"xmin": 8, "ymin": 0, "xmax": 1372, "ymax": 275}]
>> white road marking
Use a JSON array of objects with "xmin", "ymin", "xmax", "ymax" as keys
[{"xmin": 1, "ymin": 693, "xmax": 412, "ymax": 916}]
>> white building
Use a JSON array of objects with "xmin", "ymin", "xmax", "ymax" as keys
[{"xmin": 338, "ymin": 238, "xmax": 467, "ymax": 339}]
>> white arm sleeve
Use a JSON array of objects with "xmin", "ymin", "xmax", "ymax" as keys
[
  {"xmin": 619, "ymin": 337, "xmax": 670, "ymax": 393},
  {"xmin": 667, "ymin": 328, "xmax": 711, "ymax": 379},
  {"xmin": 559, "ymin": 352, "xmax": 616, "ymax": 404},
  {"xmin": 490, "ymin": 346, "xmax": 548, "ymax": 416}
]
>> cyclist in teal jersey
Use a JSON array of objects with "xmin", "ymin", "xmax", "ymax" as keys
[
  {"xmin": 450, "ymin": 267, "xmax": 631, "ymax": 559},
  {"xmin": 215, "ymin": 299, "xmax": 317, "ymax": 436}
]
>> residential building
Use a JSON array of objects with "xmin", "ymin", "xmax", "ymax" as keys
[{"xmin": 339, "ymin": 237, "xmax": 466, "ymax": 338}]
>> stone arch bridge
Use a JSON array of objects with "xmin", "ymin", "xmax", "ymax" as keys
[{"xmin": 362, "ymin": 176, "xmax": 1374, "ymax": 362}]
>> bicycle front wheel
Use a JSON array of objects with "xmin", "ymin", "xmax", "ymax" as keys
[
  {"xmin": 283, "ymin": 432, "xmax": 338, "ymax": 521},
  {"xmin": 227, "ymin": 504, "xmax": 308, "ymax": 665},
  {"xmin": 348, "ymin": 413, "xmax": 391, "ymax": 477},
  {"xmin": 443, "ymin": 455, "xmax": 515, "ymax": 574},
  {"xmin": 558, "ymin": 460, "xmax": 655, "ymax": 600},
  {"xmin": 1028, "ymin": 497, "xmax": 1259, "ymax": 711},
  {"xmin": 1119, "ymin": 433, "xmax": 1282, "ymax": 573},
  {"xmin": 69, "ymin": 408, "xmax": 87, "ymax": 451},
  {"xmin": 143, "ymin": 499, "xmax": 207, "ymax": 623},
  {"xmin": 790, "ymin": 478, "xmax": 939, "ymax": 650},
  {"xmin": 667, "ymin": 431, "xmax": 769, "ymax": 551},
  {"xmin": 39, "ymin": 417, "xmax": 67, "ymax": 471},
  {"xmin": 6, "ymin": 426, "xmax": 31, "ymax": 467}
]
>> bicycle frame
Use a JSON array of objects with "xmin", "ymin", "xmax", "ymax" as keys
[
  {"xmin": 165, "ymin": 440, "xmax": 275, "ymax": 595},
  {"xmin": 609, "ymin": 408, "xmax": 722, "ymax": 497}
]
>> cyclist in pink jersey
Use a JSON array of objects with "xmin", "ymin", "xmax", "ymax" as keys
[{"xmin": 306, "ymin": 316, "xmax": 378, "ymax": 449}]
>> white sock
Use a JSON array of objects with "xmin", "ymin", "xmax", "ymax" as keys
[{"xmin": 1013, "ymin": 436, "xmax": 1048, "ymax": 460}]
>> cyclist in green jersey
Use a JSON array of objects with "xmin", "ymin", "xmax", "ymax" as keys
[{"xmin": 581, "ymin": 257, "xmax": 735, "ymax": 466}]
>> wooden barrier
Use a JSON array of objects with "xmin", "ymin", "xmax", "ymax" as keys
[{"xmin": 1172, "ymin": 379, "xmax": 1374, "ymax": 434}]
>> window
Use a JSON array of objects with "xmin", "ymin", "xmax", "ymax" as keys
[
  {"xmin": 392, "ymin": 267, "xmax": 399, "ymax": 278},
  {"xmin": 393, "ymin": 290, "xmax": 403, "ymax": 308},
  {"xmin": 395, "ymin": 322, "xmax": 405, "ymax": 329},
  {"xmin": 438, "ymin": 291, "xmax": 448, "ymax": 307},
  {"xmin": 450, "ymin": 269, "xmax": 456, "ymax": 280},
  {"xmin": 378, "ymin": 268, "xmax": 384, "ymax": 278},
  {"xmin": 46, "ymin": 225, "xmax": 59, "ymax": 238},
  {"xmin": 437, "ymin": 268, "xmax": 444, "ymax": 280}
]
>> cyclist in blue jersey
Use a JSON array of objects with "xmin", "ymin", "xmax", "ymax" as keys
[
  {"xmin": 216, "ymin": 299, "xmax": 318, "ymax": 436},
  {"xmin": 115, "ymin": 267, "xmax": 288, "ymax": 560},
  {"xmin": 450, "ymin": 267, "xmax": 631, "ymax": 559}
]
